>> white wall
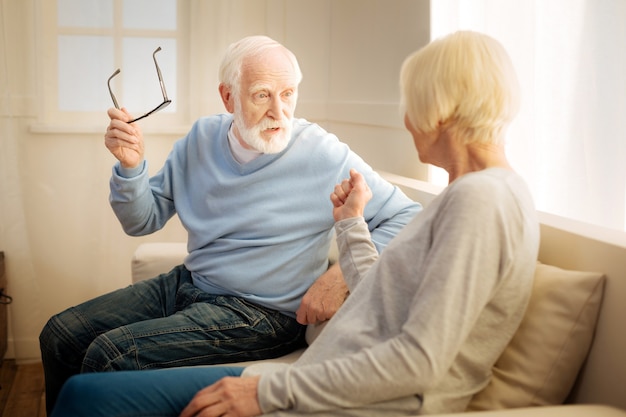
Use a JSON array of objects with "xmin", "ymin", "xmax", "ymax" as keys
[
  {"xmin": 299, "ymin": 0, "xmax": 430, "ymax": 180},
  {"xmin": 187, "ymin": 0, "xmax": 431, "ymax": 178},
  {"xmin": 0, "ymin": 0, "xmax": 430, "ymax": 360}
]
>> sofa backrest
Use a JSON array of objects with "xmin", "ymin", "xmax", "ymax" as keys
[{"xmin": 537, "ymin": 213, "xmax": 626, "ymax": 409}]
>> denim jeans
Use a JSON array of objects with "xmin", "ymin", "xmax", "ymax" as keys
[
  {"xmin": 39, "ymin": 265, "xmax": 306, "ymax": 414},
  {"xmin": 50, "ymin": 366, "xmax": 245, "ymax": 417}
]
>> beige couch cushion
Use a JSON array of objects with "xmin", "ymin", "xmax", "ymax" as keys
[
  {"xmin": 442, "ymin": 405, "xmax": 626, "ymax": 417},
  {"xmin": 468, "ymin": 262, "xmax": 605, "ymax": 410},
  {"xmin": 131, "ymin": 242, "xmax": 188, "ymax": 283}
]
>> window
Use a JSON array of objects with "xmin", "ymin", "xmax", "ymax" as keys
[
  {"xmin": 431, "ymin": 0, "xmax": 626, "ymax": 232},
  {"xmin": 38, "ymin": 0, "xmax": 187, "ymax": 128}
]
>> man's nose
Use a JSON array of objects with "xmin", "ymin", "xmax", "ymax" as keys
[{"xmin": 267, "ymin": 97, "xmax": 284, "ymax": 119}]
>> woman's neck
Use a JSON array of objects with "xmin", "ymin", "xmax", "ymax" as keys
[{"xmin": 444, "ymin": 142, "xmax": 512, "ymax": 184}]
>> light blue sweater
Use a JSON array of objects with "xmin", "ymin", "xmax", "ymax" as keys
[{"xmin": 109, "ymin": 114, "xmax": 421, "ymax": 316}]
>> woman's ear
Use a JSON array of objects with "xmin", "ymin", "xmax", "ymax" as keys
[{"xmin": 219, "ymin": 84, "xmax": 235, "ymax": 113}]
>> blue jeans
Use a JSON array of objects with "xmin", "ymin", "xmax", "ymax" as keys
[
  {"xmin": 50, "ymin": 366, "xmax": 245, "ymax": 417},
  {"xmin": 39, "ymin": 265, "xmax": 305, "ymax": 414}
]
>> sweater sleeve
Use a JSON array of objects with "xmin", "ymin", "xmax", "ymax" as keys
[
  {"xmin": 345, "ymin": 156, "xmax": 421, "ymax": 253},
  {"xmin": 334, "ymin": 217, "xmax": 379, "ymax": 291},
  {"xmin": 365, "ymin": 187, "xmax": 421, "ymax": 252},
  {"xmin": 109, "ymin": 158, "xmax": 177, "ymax": 236}
]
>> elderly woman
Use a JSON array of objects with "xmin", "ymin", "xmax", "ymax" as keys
[{"xmin": 50, "ymin": 31, "xmax": 539, "ymax": 417}]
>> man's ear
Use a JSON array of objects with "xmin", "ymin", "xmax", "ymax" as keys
[{"xmin": 219, "ymin": 84, "xmax": 235, "ymax": 113}]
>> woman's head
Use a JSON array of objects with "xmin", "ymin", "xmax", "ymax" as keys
[{"xmin": 400, "ymin": 31, "xmax": 520, "ymax": 146}]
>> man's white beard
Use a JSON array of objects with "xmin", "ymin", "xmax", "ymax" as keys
[{"xmin": 233, "ymin": 102, "xmax": 292, "ymax": 154}]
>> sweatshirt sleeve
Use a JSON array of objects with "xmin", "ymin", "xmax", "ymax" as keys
[
  {"xmin": 334, "ymin": 217, "xmax": 379, "ymax": 291},
  {"xmin": 342, "ymin": 153, "xmax": 421, "ymax": 254},
  {"xmin": 368, "ymin": 186, "xmax": 421, "ymax": 253},
  {"xmin": 109, "ymin": 159, "xmax": 177, "ymax": 236}
]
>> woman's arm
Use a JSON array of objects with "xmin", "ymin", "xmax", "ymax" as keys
[{"xmin": 330, "ymin": 169, "xmax": 379, "ymax": 290}]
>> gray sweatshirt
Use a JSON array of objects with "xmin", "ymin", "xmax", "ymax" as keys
[{"xmin": 248, "ymin": 168, "xmax": 539, "ymax": 416}]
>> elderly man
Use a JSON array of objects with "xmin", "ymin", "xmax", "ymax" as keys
[{"xmin": 39, "ymin": 35, "xmax": 420, "ymax": 413}]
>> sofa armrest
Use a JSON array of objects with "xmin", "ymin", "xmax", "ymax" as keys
[
  {"xmin": 131, "ymin": 236, "xmax": 338, "ymax": 284},
  {"xmin": 131, "ymin": 242, "xmax": 188, "ymax": 283}
]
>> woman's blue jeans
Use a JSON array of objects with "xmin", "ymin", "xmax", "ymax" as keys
[
  {"xmin": 39, "ymin": 265, "xmax": 305, "ymax": 414},
  {"xmin": 50, "ymin": 366, "xmax": 245, "ymax": 417}
]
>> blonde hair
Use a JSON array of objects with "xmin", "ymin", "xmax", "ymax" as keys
[
  {"xmin": 219, "ymin": 35, "xmax": 303, "ymax": 95},
  {"xmin": 400, "ymin": 31, "xmax": 520, "ymax": 145}
]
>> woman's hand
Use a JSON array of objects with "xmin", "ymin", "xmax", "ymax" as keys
[
  {"xmin": 179, "ymin": 376, "xmax": 262, "ymax": 417},
  {"xmin": 330, "ymin": 169, "xmax": 373, "ymax": 222}
]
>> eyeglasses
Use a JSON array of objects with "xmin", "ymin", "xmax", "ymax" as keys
[{"xmin": 107, "ymin": 47, "xmax": 172, "ymax": 123}]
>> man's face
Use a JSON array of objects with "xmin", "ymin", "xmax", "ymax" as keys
[{"xmin": 232, "ymin": 49, "xmax": 299, "ymax": 154}]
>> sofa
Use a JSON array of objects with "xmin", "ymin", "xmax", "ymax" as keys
[{"xmin": 130, "ymin": 172, "xmax": 626, "ymax": 416}]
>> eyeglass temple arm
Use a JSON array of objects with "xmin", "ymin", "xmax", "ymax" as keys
[
  {"xmin": 153, "ymin": 47, "xmax": 169, "ymax": 100},
  {"xmin": 107, "ymin": 69, "xmax": 121, "ymax": 109}
]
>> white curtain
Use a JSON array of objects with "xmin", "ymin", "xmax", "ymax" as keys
[
  {"xmin": 0, "ymin": 0, "xmax": 42, "ymax": 359},
  {"xmin": 431, "ymin": 0, "xmax": 626, "ymax": 231},
  {"xmin": 0, "ymin": 0, "xmax": 188, "ymax": 361}
]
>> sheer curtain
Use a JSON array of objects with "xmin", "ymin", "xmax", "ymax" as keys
[
  {"xmin": 430, "ymin": 0, "xmax": 626, "ymax": 232},
  {"xmin": 0, "ymin": 0, "xmax": 42, "ymax": 359}
]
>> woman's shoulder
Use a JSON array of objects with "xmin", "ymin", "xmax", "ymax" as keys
[
  {"xmin": 450, "ymin": 168, "xmax": 528, "ymax": 198},
  {"xmin": 441, "ymin": 168, "xmax": 535, "ymax": 216}
]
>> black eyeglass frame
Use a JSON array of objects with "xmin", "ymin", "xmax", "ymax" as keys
[{"xmin": 107, "ymin": 47, "xmax": 172, "ymax": 123}]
